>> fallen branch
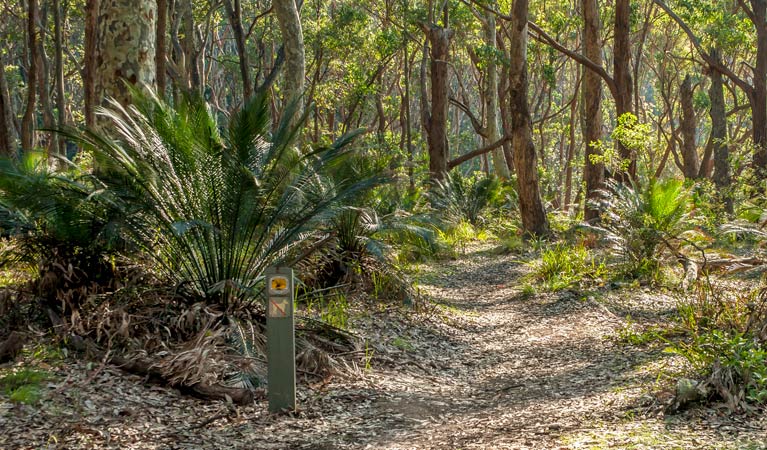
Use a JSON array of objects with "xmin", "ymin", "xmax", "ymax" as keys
[{"xmin": 110, "ymin": 355, "xmax": 255, "ymax": 405}]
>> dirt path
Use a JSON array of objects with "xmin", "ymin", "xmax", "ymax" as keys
[{"xmin": 3, "ymin": 245, "xmax": 767, "ymax": 449}]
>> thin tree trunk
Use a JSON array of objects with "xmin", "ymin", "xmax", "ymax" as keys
[
  {"xmin": 37, "ymin": 3, "xmax": 55, "ymax": 155},
  {"xmin": 752, "ymin": 0, "xmax": 767, "ymax": 176},
  {"xmin": 0, "ymin": 53, "xmax": 15, "ymax": 156},
  {"xmin": 156, "ymin": 0, "xmax": 168, "ymax": 96},
  {"xmin": 679, "ymin": 74, "xmax": 700, "ymax": 179},
  {"xmin": 564, "ymin": 68, "xmax": 579, "ymax": 212},
  {"xmin": 84, "ymin": 0, "xmax": 98, "ymax": 127},
  {"xmin": 582, "ymin": 0, "xmax": 603, "ymax": 222},
  {"xmin": 21, "ymin": 0, "xmax": 39, "ymax": 152},
  {"xmin": 709, "ymin": 49, "xmax": 732, "ymax": 214},
  {"xmin": 497, "ymin": 29, "xmax": 514, "ymax": 174},
  {"xmin": 509, "ymin": 0, "xmax": 549, "ymax": 237},
  {"xmin": 53, "ymin": 0, "xmax": 66, "ymax": 156},
  {"xmin": 225, "ymin": 0, "xmax": 252, "ymax": 100},
  {"xmin": 614, "ymin": 0, "xmax": 636, "ymax": 180},
  {"xmin": 481, "ymin": 6, "xmax": 509, "ymax": 178}
]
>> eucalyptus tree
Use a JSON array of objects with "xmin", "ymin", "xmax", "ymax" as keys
[
  {"xmin": 94, "ymin": 0, "xmax": 156, "ymax": 109},
  {"xmin": 654, "ymin": 0, "xmax": 767, "ymax": 179}
]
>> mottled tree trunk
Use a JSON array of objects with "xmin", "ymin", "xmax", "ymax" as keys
[
  {"xmin": 481, "ymin": 7, "xmax": 509, "ymax": 178},
  {"xmin": 84, "ymin": 0, "xmax": 98, "ymax": 127},
  {"xmin": 225, "ymin": 0, "xmax": 252, "ymax": 100},
  {"xmin": 21, "ymin": 0, "xmax": 38, "ymax": 152},
  {"xmin": 614, "ymin": 0, "xmax": 636, "ymax": 180},
  {"xmin": 679, "ymin": 75, "xmax": 700, "ymax": 179},
  {"xmin": 273, "ymin": 0, "xmax": 305, "ymax": 119},
  {"xmin": 582, "ymin": 0, "xmax": 603, "ymax": 222},
  {"xmin": 509, "ymin": 0, "xmax": 549, "ymax": 237},
  {"xmin": 95, "ymin": 0, "xmax": 156, "ymax": 109},
  {"xmin": 709, "ymin": 50, "xmax": 732, "ymax": 214}
]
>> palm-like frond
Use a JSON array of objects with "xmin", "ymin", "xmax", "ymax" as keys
[
  {"xmin": 428, "ymin": 171, "xmax": 501, "ymax": 226},
  {"xmin": 590, "ymin": 178, "xmax": 690, "ymax": 273},
  {"xmin": 70, "ymin": 89, "xmax": 378, "ymax": 309}
]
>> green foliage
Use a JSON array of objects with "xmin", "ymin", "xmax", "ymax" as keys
[
  {"xmin": 0, "ymin": 152, "xmax": 123, "ymax": 313},
  {"xmin": 71, "ymin": 89, "xmax": 377, "ymax": 310},
  {"xmin": 667, "ymin": 284, "xmax": 767, "ymax": 408},
  {"xmin": 429, "ymin": 171, "xmax": 503, "ymax": 227},
  {"xmin": 529, "ymin": 243, "xmax": 606, "ymax": 291},
  {"xmin": 592, "ymin": 178, "xmax": 690, "ymax": 278},
  {"xmin": 319, "ymin": 292, "xmax": 349, "ymax": 330},
  {"xmin": 0, "ymin": 368, "xmax": 50, "ymax": 404}
]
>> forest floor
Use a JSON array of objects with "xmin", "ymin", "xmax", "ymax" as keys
[{"xmin": 2, "ymin": 242, "xmax": 767, "ymax": 449}]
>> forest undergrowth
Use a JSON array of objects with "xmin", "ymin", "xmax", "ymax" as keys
[{"xmin": 2, "ymin": 238, "xmax": 767, "ymax": 449}]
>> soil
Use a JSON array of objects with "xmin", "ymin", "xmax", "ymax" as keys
[{"xmin": 2, "ymin": 243, "xmax": 766, "ymax": 449}]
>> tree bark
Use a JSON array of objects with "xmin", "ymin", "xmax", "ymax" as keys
[
  {"xmin": 709, "ymin": 50, "xmax": 732, "ymax": 214},
  {"xmin": 614, "ymin": 0, "xmax": 636, "ymax": 180},
  {"xmin": 84, "ymin": 0, "xmax": 98, "ymax": 128},
  {"xmin": 752, "ymin": 0, "xmax": 767, "ymax": 175},
  {"xmin": 679, "ymin": 75, "xmax": 700, "ymax": 179},
  {"xmin": 481, "ymin": 6, "xmax": 509, "ymax": 178},
  {"xmin": 225, "ymin": 0, "xmax": 252, "ymax": 100},
  {"xmin": 419, "ymin": 19, "xmax": 452, "ymax": 181},
  {"xmin": 0, "ymin": 53, "xmax": 16, "ymax": 156},
  {"xmin": 156, "ymin": 0, "xmax": 168, "ymax": 96},
  {"xmin": 21, "ymin": 0, "xmax": 39, "ymax": 152},
  {"xmin": 582, "ymin": 0, "xmax": 603, "ymax": 222},
  {"xmin": 273, "ymin": 0, "xmax": 306, "ymax": 119},
  {"xmin": 37, "ymin": 3, "xmax": 55, "ymax": 155},
  {"xmin": 53, "ymin": 0, "xmax": 66, "ymax": 156},
  {"xmin": 95, "ymin": 0, "xmax": 156, "ymax": 111},
  {"xmin": 509, "ymin": 0, "xmax": 549, "ymax": 237}
]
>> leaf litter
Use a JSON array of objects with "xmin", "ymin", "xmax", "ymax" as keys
[{"xmin": 1, "ymin": 242, "xmax": 766, "ymax": 449}]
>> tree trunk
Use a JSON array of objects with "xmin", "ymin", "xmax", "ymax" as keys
[
  {"xmin": 53, "ymin": 0, "xmax": 66, "ymax": 157},
  {"xmin": 225, "ymin": 0, "xmax": 252, "ymax": 101},
  {"xmin": 679, "ymin": 75, "xmax": 700, "ymax": 179},
  {"xmin": 709, "ymin": 50, "xmax": 732, "ymax": 214},
  {"xmin": 614, "ymin": 0, "xmax": 636, "ymax": 180},
  {"xmin": 0, "ymin": 53, "xmax": 16, "ymax": 156},
  {"xmin": 582, "ymin": 0, "xmax": 604, "ymax": 222},
  {"xmin": 421, "ymin": 22, "xmax": 452, "ymax": 181},
  {"xmin": 37, "ymin": 3, "xmax": 55, "ymax": 155},
  {"xmin": 21, "ymin": 0, "xmax": 39, "ymax": 152},
  {"xmin": 481, "ymin": 7, "xmax": 509, "ymax": 178},
  {"xmin": 84, "ymin": 0, "xmax": 98, "ymax": 128},
  {"xmin": 95, "ymin": 0, "xmax": 156, "ymax": 111},
  {"xmin": 509, "ymin": 0, "xmax": 549, "ymax": 237},
  {"xmin": 752, "ymin": 0, "xmax": 767, "ymax": 176},
  {"xmin": 497, "ymin": 30, "xmax": 514, "ymax": 174},
  {"xmin": 273, "ymin": 0, "xmax": 306, "ymax": 119},
  {"xmin": 180, "ymin": 0, "xmax": 200, "ymax": 92},
  {"xmin": 156, "ymin": 0, "xmax": 168, "ymax": 96}
]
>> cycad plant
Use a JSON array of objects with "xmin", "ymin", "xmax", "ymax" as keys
[
  {"xmin": 0, "ymin": 152, "xmax": 124, "ymax": 315},
  {"xmin": 592, "ymin": 178, "xmax": 690, "ymax": 276},
  {"xmin": 428, "ymin": 171, "xmax": 501, "ymax": 227},
  {"xmin": 71, "ymin": 89, "xmax": 377, "ymax": 310}
]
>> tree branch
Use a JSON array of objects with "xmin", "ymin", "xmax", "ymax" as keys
[
  {"xmin": 652, "ymin": 0, "xmax": 753, "ymax": 96},
  {"xmin": 447, "ymin": 135, "xmax": 511, "ymax": 169},
  {"xmin": 527, "ymin": 21, "xmax": 619, "ymax": 102}
]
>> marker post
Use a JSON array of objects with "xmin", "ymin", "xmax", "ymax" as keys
[{"xmin": 265, "ymin": 266, "xmax": 296, "ymax": 413}]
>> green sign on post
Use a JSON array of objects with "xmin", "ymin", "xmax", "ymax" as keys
[{"xmin": 265, "ymin": 266, "xmax": 296, "ymax": 413}]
